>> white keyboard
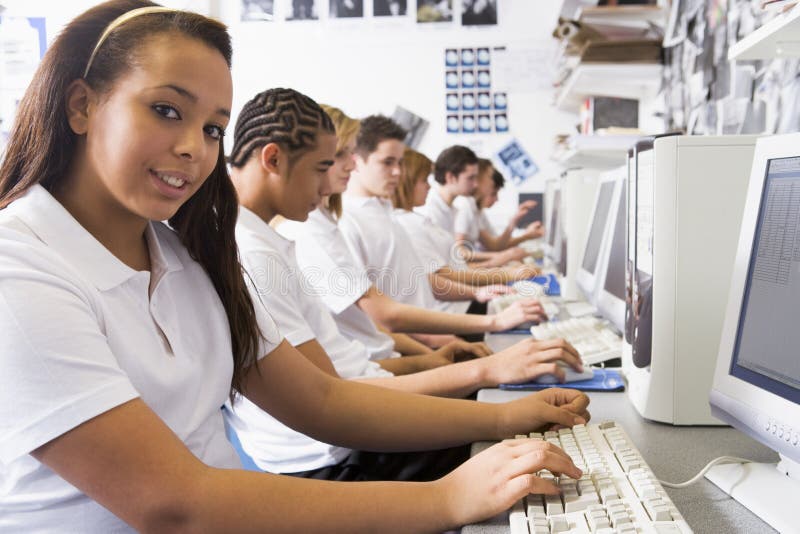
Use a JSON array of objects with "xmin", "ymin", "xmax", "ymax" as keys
[
  {"xmin": 508, "ymin": 422, "xmax": 692, "ymax": 534},
  {"xmin": 563, "ymin": 301, "xmax": 597, "ymax": 318},
  {"xmin": 493, "ymin": 293, "xmax": 560, "ymax": 321},
  {"xmin": 530, "ymin": 317, "xmax": 622, "ymax": 366}
]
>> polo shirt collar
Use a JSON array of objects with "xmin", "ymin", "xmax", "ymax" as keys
[
  {"xmin": 13, "ymin": 184, "xmax": 183, "ymax": 291},
  {"xmin": 237, "ymin": 206, "xmax": 294, "ymax": 256},
  {"xmin": 342, "ymin": 194, "xmax": 392, "ymax": 211}
]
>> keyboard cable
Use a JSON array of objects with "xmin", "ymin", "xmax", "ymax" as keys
[{"xmin": 657, "ymin": 456, "xmax": 754, "ymax": 488}]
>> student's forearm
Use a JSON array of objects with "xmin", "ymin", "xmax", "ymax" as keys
[
  {"xmin": 481, "ymin": 227, "xmax": 513, "ymax": 251},
  {"xmin": 359, "ymin": 359, "xmax": 489, "ymax": 398},
  {"xmin": 428, "ymin": 273, "xmax": 478, "ymax": 301},
  {"xmin": 376, "ymin": 354, "xmax": 439, "ymax": 375},
  {"xmin": 436, "ymin": 266, "xmax": 514, "ymax": 286},
  {"xmin": 387, "ymin": 332, "xmax": 433, "ymax": 355}
]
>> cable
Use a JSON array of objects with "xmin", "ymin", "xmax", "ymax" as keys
[{"xmin": 658, "ymin": 456, "xmax": 754, "ymax": 488}]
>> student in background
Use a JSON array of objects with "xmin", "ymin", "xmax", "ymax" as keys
[
  {"xmin": 393, "ymin": 147, "xmax": 541, "ymax": 291},
  {"xmin": 278, "ymin": 107, "xmax": 547, "ymax": 349},
  {"xmin": 455, "ymin": 159, "xmax": 545, "ymax": 266},
  {"xmin": 0, "ymin": 2, "xmax": 590, "ymax": 531},
  {"xmin": 228, "ymin": 88, "xmax": 584, "ymax": 481}
]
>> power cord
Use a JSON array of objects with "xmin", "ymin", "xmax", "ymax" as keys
[{"xmin": 658, "ymin": 456, "xmax": 754, "ymax": 488}]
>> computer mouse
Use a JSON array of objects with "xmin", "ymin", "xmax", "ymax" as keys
[{"xmin": 534, "ymin": 365, "xmax": 595, "ymax": 384}]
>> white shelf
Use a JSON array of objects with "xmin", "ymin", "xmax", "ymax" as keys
[
  {"xmin": 554, "ymin": 63, "xmax": 662, "ymax": 112},
  {"xmin": 577, "ymin": 5, "xmax": 669, "ymax": 30},
  {"xmin": 729, "ymin": 4, "xmax": 800, "ymax": 60},
  {"xmin": 552, "ymin": 135, "xmax": 640, "ymax": 170}
]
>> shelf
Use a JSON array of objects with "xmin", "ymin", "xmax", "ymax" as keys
[
  {"xmin": 577, "ymin": 5, "xmax": 669, "ymax": 30},
  {"xmin": 729, "ymin": 4, "xmax": 800, "ymax": 60},
  {"xmin": 552, "ymin": 135, "xmax": 640, "ymax": 170},
  {"xmin": 554, "ymin": 63, "xmax": 662, "ymax": 112}
]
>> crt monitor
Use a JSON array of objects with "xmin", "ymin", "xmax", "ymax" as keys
[
  {"xmin": 596, "ymin": 174, "xmax": 626, "ymax": 333},
  {"xmin": 706, "ymin": 134, "xmax": 800, "ymax": 534},
  {"xmin": 516, "ymin": 193, "xmax": 544, "ymax": 229},
  {"xmin": 545, "ymin": 186, "xmax": 563, "ymax": 267},
  {"xmin": 576, "ymin": 176, "xmax": 616, "ymax": 302}
]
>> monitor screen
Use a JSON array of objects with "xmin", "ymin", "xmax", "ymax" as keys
[
  {"xmin": 516, "ymin": 193, "xmax": 544, "ymax": 229},
  {"xmin": 627, "ymin": 156, "xmax": 636, "ymax": 264},
  {"xmin": 547, "ymin": 189, "xmax": 561, "ymax": 248},
  {"xmin": 604, "ymin": 180, "xmax": 626, "ymax": 300},
  {"xmin": 635, "ymin": 149, "xmax": 654, "ymax": 276},
  {"xmin": 730, "ymin": 156, "xmax": 800, "ymax": 405},
  {"xmin": 581, "ymin": 181, "xmax": 615, "ymax": 274}
]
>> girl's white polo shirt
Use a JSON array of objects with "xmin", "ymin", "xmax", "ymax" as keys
[
  {"xmin": 0, "ymin": 185, "xmax": 281, "ymax": 532},
  {"xmin": 278, "ymin": 208, "xmax": 396, "ymax": 361},
  {"xmin": 230, "ymin": 207, "xmax": 392, "ymax": 473}
]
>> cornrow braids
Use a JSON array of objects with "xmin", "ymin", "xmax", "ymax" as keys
[{"xmin": 229, "ymin": 87, "xmax": 334, "ymax": 168}]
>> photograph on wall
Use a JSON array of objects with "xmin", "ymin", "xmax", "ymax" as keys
[
  {"xmin": 330, "ymin": 0, "xmax": 363, "ymax": 18},
  {"xmin": 477, "ymin": 69, "xmax": 491, "ymax": 88},
  {"xmin": 445, "ymin": 69, "xmax": 459, "ymax": 89},
  {"xmin": 392, "ymin": 106, "xmax": 430, "ymax": 149},
  {"xmin": 495, "ymin": 139, "xmax": 539, "ymax": 185},
  {"xmin": 241, "ymin": 0, "xmax": 275, "ymax": 21},
  {"xmin": 446, "ymin": 92, "xmax": 460, "ymax": 111},
  {"xmin": 494, "ymin": 112, "xmax": 509, "ymax": 133},
  {"xmin": 477, "ymin": 91, "xmax": 491, "ymax": 109},
  {"xmin": 374, "ymin": 0, "xmax": 407, "ymax": 16},
  {"xmin": 460, "ymin": 47, "xmax": 475, "ymax": 66},
  {"xmin": 462, "ymin": 114, "xmax": 476, "ymax": 133},
  {"xmin": 476, "ymin": 46, "xmax": 490, "ymax": 65},
  {"xmin": 445, "ymin": 48, "xmax": 459, "ymax": 67},
  {"xmin": 285, "ymin": 0, "xmax": 318, "ymax": 20},
  {"xmin": 461, "ymin": 92, "xmax": 476, "ymax": 111},
  {"xmin": 493, "ymin": 91, "xmax": 507, "ymax": 110},
  {"xmin": 462, "ymin": 0, "xmax": 497, "ymax": 26},
  {"xmin": 447, "ymin": 114, "xmax": 461, "ymax": 133},
  {"xmin": 417, "ymin": 0, "xmax": 453, "ymax": 23},
  {"xmin": 461, "ymin": 69, "xmax": 475, "ymax": 89},
  {"xmin": 478, "ymin": 114, "xmax": 491, "ymax": 132}
]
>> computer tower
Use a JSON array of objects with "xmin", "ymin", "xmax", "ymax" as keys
[{"xmin": 624, "ymin": 135, "xmax": 758, "ymax": 425}]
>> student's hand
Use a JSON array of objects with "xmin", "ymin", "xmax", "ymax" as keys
[
  {"xmin": 479, "ymin": 338, "xmax": 583, "ymax": 386},
  {"xmin": 474, "ymin": 284, "xmax": 514, "ymax": 303},
  {"xmin": 507, "ymin": 264, "xmax": 541, "ymax": 281},
  {"xmin": 501, "ymin": 247, "xmax": 529, "ymax": 264},
  {"xmin": 525, "ymin": 220, "xmax": 545, "ymax": 239},
  {"xmin": 436, "ymin": 434, "xmax": 582, "ymax": 527},
  {"xmin": 499, "ymin": 388, "xmax": 591, "ymax": 436},
  {"xmin": 493, "ymin": 298, "xmax": 546, "ymax": 330},
  {"xmin": 511, "ymin": 200, "xmax": 538, "ymax": 227},
  {"xmin": 425, "ymin": 340, "xmax": 493, "ymax": 368}
]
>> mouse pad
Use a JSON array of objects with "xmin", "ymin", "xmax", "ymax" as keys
[{"xmin": 499, "ymin": 368, "xmax": 625, "ymax": 392}]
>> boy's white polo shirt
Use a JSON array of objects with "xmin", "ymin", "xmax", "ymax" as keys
[
  {"xmin": 229, "ymin": 207, "xmax": 393, "ymax": 473},
  {"xmin": 278, "ymin": 207, "xmax": 397, "ymax": 361},
  {"xmin": 417, "ymin": 183, "xmax": 457, "ymax": 234},
  {"xmin": 393, "ymin": 209, "xmax": 471, "ymax": 314},
  {"xmin": 453, "ymin": 195, "xmax": 484, "ymax": 247},
  {"xmin": 0, "ymin": 185, "xmax": 281, "ymax": 532},
  {"xmin": 340, "ymin": 195, "xmax": 440, "ymax": 310}
]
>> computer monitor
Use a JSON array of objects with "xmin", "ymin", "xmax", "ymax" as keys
[
  {"xmin": 575, "ymin": 174, "xmax": 616, "ymax": 303},
  {"xmin": 706, "ymin": 135, "xmax": 800, "ymax": 533},
  {"xmin": 516, "ymin": 193, "xmax": 544, "ymax": 229},
  {"xmin": 630, "ymin": 139, "xmax": 654, "ymax": 369},
  {"xmin": 624, "ymin": 148, "xmax": 636, "ymax": 344},
  {"xmin": 595, "ymin": 170, "xmax": 626, "ymax": 333},
  {"xmin": 545, "ymin": 184, "xmax": 563, "ymax": 266}
]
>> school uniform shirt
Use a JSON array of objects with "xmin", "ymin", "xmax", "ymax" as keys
[
  {"xmin": 278, "ymin": 207, "xmax": 397, "ymax": 361},
  {"xmin": 339, "ymin": 195, "xmax": 440, "ymax": 310},
  {"xmin": 0, "ymin": 185, "xmax": 281, "ymax": 533},
  {"xmin": 228, "ymin": 207, "xmax": 392, "ymax": 474},
  {"xmin": 416, "ymin": 183, "xmax": 457, "ymax": 234},
  {"xmin": 392, "ymin": 208, "xmax": 470, "ymax": 314},
  {"xmin": 453, "ymin": 195, "xmax": 493, "ymax": 251}
]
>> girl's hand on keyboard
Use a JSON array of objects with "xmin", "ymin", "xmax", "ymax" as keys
[
  {"xmin": 474, "ymin": 284, "xmax": 514, "ymax": 303},
  {"xmin": 481, "ymin": 338, "xmax": 582, "ymax": 385},
  {"xmin": 437, "ymin": 438, "xmax": 582, "ymax": 526},
  {"xmin": 493, "ymin": 299, "xmax": 547, "ymax": 330},
  {"xmin": 497, "ymin": 388, "xmax": 590, "ymax": 437}
]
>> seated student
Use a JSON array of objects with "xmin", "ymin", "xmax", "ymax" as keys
[
  {"xmin": 278, "ymin": 107, "xmax": 547, "ymax": 349},
  {"xmin": 228, "ymin": 88, "xmax": 584, "ymax": 480},
  {"xmin": 0, "ymin": 3, "xmax": 591, "ymax": 531},
  {"xmin": 340, "ymin": 115, "xmax": 527, "ymax": 318},
  {"xmin": 454, "ymin": 159, "xmax": 545, "ymax": 266},
  {"xmin": 393, "ymin": 147, "xmax": 540, "ymax": 289},
  {"xmin": 417, "ymin": 144, "xmax": 480, "ymax": 237}
]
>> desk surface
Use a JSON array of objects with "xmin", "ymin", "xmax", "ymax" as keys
[{"xmin": 464, "ymin": 333, "xmax": 780, "ymax": 534}]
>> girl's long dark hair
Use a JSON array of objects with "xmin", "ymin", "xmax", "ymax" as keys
[{"xmin": 0, "ymin": 0, "xmax": 262, "ymax": 398}]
